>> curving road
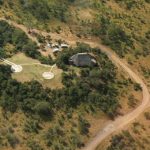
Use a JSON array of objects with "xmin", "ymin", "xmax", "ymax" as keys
[
  {"xmin": 1, "ymin": 18, "xmax": 150, "ymax": 150},
  {"xmin": 81, "ymin": 42, "xmax": 150, "ymax": 150}
]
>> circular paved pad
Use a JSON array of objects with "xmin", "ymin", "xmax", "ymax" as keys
[
  {"xmin": 11, "ymin": 65, "xmax": 23, "ymax": 73},
  {"xmin": 42, "ymin": 72, "xmax": 54, "ymax": 80}
]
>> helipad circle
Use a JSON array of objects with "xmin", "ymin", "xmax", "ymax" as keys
[
  {"xmin": 42, "ymin": 72, "xmax": 54, "ymax": 80},
  {"xmin": 11, "ymin": 65, "xmax": 23, "ymax": 73}
]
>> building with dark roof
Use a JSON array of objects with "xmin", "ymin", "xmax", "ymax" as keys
[{"xmin": 69, "ymin": 53, "xmax": 97, "ymax": 67}]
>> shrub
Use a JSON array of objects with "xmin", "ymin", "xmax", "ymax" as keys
[
  {"xmin": 78, "ymin": 116, "xmax": 90, "ymax": 135},
  {"xmin": 144, "ymin": 112, "xmax": 150, "ymax": 120},
  {"xmin": 6, "ymin": 133, "xmax": 19, "ymax": 148},
  {"xmin": 134, "ymin": 83, "xmax": 142, "ymax": 91},
  {"xmin": 24, "ymin": 119, "xmax": 42, "ymax": 133},
  {"xmin": 27, "ymin": 140, "xmax": 43, "ymax": 150}
]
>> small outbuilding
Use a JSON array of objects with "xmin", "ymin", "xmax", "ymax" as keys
[{"xmin": 69, "ymin": 53, "xmax": 97, "ymax": 67}]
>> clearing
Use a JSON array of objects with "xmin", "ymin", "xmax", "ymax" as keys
[{"xmin": 8, "ymin": 53, "xmax": 63, "ymax": 89}]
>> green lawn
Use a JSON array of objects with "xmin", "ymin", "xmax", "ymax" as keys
[{"xmin": 8, "ymin": 53, "xmax": 63, "ymax": 89}]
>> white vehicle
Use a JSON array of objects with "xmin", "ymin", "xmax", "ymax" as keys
[
  {"xmin": 60, "ymin": 43, "xmax": 69, "ymax": 48},
  {"xmin": 52, "ymin": 47, "xmax": 60, "ymax": 53}
]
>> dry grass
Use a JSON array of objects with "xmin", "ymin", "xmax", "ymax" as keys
[{"xmin": 125, "ymin": 54, "xmax": 150, "ymax": 88}]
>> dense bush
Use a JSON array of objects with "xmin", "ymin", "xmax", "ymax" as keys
[
  {"xmin": 0, "ymin": 48, "xmax": 6, "ymax": 58},
  {"xmin": 34, "ymin": 101, "xmax": 53, "ymax": 120},
  {"xmin": 0, "ymin": 43, "xmax": 119, "ymax": 119},
  {"xmin": 18, "ymin": 0, "xmax": 68, "ymax": 22},
  {"xmin": 0, "ymin": 65, "xmax": 53, "ymax": 120},
  {"xmin": 0, "ymin": 20, "xmax": 38, "ymax": 57},
  {"xmin": 0, "ymin": 20, "xmax": 53, "ymax": 64},
  {"xmin": 56, "ymin": 43, "xmax": 119, "ymax": 118}
]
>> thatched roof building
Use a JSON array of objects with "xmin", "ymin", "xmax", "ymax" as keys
[{"xmin": 69, "ymin": 53, "xmax": 96, "ymax": 67}]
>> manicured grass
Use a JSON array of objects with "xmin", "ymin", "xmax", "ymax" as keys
[
  {"xmin": 8, "ymin": 53, "xmax": 63, "ymax": 89},
  {"xmin": 8, "ymin": 53, "xmax": 39, "ymax": 64}
]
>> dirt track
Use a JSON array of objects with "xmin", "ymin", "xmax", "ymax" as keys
[
  {"xmin": 81, "ymin": 42, "xmax": 150, "ymax": 150},
  {"xmin": 1, "ymin": 18, "xmax": 150, "ymax": 150}
]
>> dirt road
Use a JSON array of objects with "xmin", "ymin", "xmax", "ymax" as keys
[
  {"xmin": 81, "ymin": 42, "xmax": 150, "ymax": 150},
  {"xmin": 1, "ymin": 18, "xmax": 150, "ymax": 150}
]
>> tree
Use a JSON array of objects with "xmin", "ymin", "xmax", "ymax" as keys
[
  {"xmin": 0, "ymin": 0, "xmax": 3, "ymax": 5},
  {"xmin": 78, "ymin": 116, "xmax": 90, "ymax": 135},
  {"xmin": 34, "ymin": 101, "xmax": 53, "ymax": 120},
  {"xmin": 0, "ymin": 48, "xmax": 6, "ymax": 57},
  {"xmin": 6, "ymin": 133, "xmax": 19, "ymax": 148},
  {"xmin": 22, "ymin": 41, "xmax": 40, "ymax": 58}
]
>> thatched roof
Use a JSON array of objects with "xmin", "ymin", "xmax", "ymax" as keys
[{"xmin": 69, "ymin": 53, "xmax": 96, "ymax": 67}]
